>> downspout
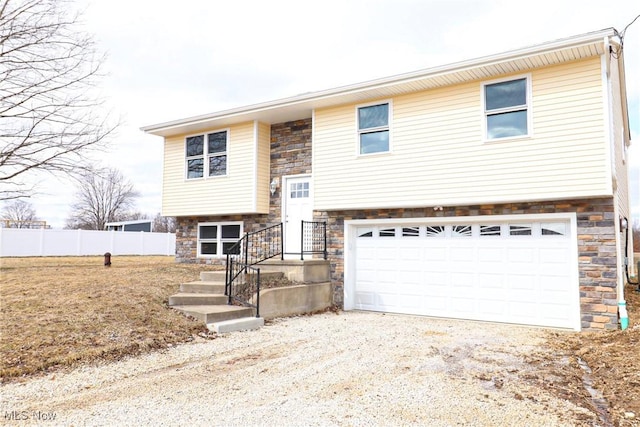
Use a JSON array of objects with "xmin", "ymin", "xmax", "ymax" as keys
[{"xmin": 604, "ymin": 35, "xmax": 627, "ymax": 330}]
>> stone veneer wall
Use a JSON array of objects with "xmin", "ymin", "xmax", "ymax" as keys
[
  {"xmin": 175, "ymin": 119, "xmax": 313, "ymax": 264},
  {"xmin": 313, "ymin": 197, "xmax": 619, "ymax": 331}
]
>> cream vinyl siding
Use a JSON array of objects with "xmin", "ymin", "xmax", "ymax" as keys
[
  {"xmin": 162, "ymin": 122, "xmax": 268, "ymax": 216},
  {"xmin": 314, "ymin": 57, "xmax": 610, "ymax": 210},
  {"xmin": 255, "ymin": 121, "xmax": 271, "ymax": 212}
]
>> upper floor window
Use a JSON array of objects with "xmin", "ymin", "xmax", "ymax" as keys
[
  {"xmin": 483, "ymin": 77, "xmax": 530, "ymax": 140},
  {"xmin": 358, "ymin": 102, "xmax": 390, "ymax": 154},
  {"xmin": 186, "ymin": 130, "xmax": 228, "ymax": 179}
]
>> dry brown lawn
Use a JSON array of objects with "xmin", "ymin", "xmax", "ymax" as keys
[{"xmin": 0, "ymin": 256, "xmax": 219, "ymax": 382}]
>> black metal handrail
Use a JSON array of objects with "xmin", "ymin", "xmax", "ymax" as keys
[
  {"xmin": 301, "ymin": 220, "xmax": 327, "ymax": 260},
  {"xmin": 225, "ymin": 223, "xmax": 283, "ymax": 316},
  {"xmin": 226, "ymin": 260, "xmax": 261, "ymax": 317}
]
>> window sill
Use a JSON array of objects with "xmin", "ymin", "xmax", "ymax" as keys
[
  {"xmin": 482, "ymin": 134, "xmax": 532, "ymax": 144},
  {"xmin": 357, "ymin": 150, "xmax": 392, "ymax": 158}
]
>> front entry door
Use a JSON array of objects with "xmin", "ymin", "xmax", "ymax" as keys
[{"xmin": 284, "ymin": 176, "xmax": 313, "ymax": 255}]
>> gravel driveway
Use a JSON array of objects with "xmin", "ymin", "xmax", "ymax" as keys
[{"xmin": 1, "ymin": 311, "xmax": 595, "ymax": 426}]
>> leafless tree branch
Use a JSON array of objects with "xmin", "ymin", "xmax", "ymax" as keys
[
  {"xmin": 65, "ymin": 167, "xmax": 139, "ymax": 230},
  {"xmin": 0, "ymin": 0, "xmax": 117, "ymax": 201}
]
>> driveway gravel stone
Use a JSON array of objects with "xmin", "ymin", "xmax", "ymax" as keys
[{"xmin": 1, "ymin": 311, "xmax": 596, "ymax": 426}]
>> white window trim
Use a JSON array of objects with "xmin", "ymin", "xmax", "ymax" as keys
[
  {"xmin": 197, "ymin": 221, "xmax": 243, "ymax": 258},
  {"xmin": 481, "ymin": 74, "xmax": 532, "ymax": 143},
  {"xmin": 185, "ymin": 129, "xmax": 230, "ymax": 180},
  {"xmin": 355, "ymin": 99, "xmax": 393, "ymax": 156}
]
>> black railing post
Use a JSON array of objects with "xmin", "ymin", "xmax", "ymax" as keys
[
  {"xmin": 243, "ymin": 231, "xmax": 249, "ymax": 267},
  {"xmin": 255, "ymin": 268, "xmax": 260, "ymax": 318},
  {"xmin": 227, "ymin": 257, "xmax": 233, "ymax": 304},
  {"xmin": 280, "ymin": 223, "xmax": 284, "ymax": 260},
  {"xmin": 225, "ymin": 253, "xmax": 230, "ymax": 296},
  {"xmin": 300, "ymin": 220, "xmax": 305, "ymax": 260},
  {"xmin": 323, "ymin": 222, "xmax": 328, "ymax": 260}
]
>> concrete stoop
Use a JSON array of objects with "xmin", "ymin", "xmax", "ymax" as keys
[
  {"xmin": 169, "ymin": 270, "xmax": 259, "ymax": 330},
  {"xmin": 208, "ymin": 317, "xmax": 264, "ymax": 333},
  {"xmin": 169, "ymin": 260, "xmax": 332, "ymax": 331}
]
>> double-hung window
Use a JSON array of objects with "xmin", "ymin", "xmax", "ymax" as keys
[
  {"xmin": 186, "ymin": 130, "xmax": 227, "ymax": 179},
  {"xmin": 357, "ymin": 102, "xmax": 390, "ymax": 154},
  {"xmin": 483, "ymin": 77, "xmax": 530, "ymax": 140},
  {"xmin": 198, "ymin": 222, "xmax": 242, "ymax": 257}
]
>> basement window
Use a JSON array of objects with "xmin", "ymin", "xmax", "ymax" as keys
[{"xmin": 198, "ymin": 222, "xmax": 242, "ymax": 257}]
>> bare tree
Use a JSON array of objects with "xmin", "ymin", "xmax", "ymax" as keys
[
  {"xmin": 1, "ymin": 198, "xmax": 38, "ymax": 227},
  {"xmin": 65, "ymin": 167, "xmax": 139, "ymax": 230},
  {"xmin": 0, "ymin": 0, "xmax": 117, "ymax": 201},
  {"xmin": 153, "ymin": 213, "xmax": 176, "ymax": 233}
]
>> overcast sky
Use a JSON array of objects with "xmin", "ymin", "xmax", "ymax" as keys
[{"xmin": 15, "ymin": 0, "xmax": 640, "ymax": 228}]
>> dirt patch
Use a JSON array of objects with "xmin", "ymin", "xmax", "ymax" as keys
[
  {"xmin": 534, "ymin": 283, "xmax": 640, "ymax": 426},
  {"xmin": 0, "ymin": 256, "xmax": 216, "ymax": 381}
]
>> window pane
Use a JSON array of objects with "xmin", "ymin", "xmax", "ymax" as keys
[
  {"xmin": 201, "ymin": 242, "xmax": 217, "ymax": 255},
  {"xmin": 452, "ymin": 225, "xmax": 472, "ymax": 237},
  {"xmin": 402, "ymin": 227, "xmax": 419, "ymax": 237},
  {"xmin": 480, "ymin": 225, "xmax": 501, "ymax": 236},
  {"xmin": 209, "ymin": 155, "xmax": 226, "ymax": 176},
  {"xmin": 222, "ymin": 242, "xmax": 239, "ymax": 254},
  {"xmin": 208, "ymin": 131, "xmax": 227, "ymax": 153},
  {"xmin": 221, "ymin": 224, "xmax": 241, "ymax": 238},
  {"xmin": 358, "ymin": 104, "xmax": 388, "ymax": 129},
  {"xmin": 187, "ymin": 158, "xmax": 203, "ymax": 178},
  {"xmin": 200, "ymin": 225, "xmax": 217, "ymax": 239},
  {"xmin": 485, "ymin": 79, "xmax": 526, "ymax": 110},
  {"xmin": 360, "ymin": 130, "xmax": 389, "ymax": 154},
  {"xmin": 487, "ymin": 110, "xmax": 527, "ymax": 139},
  {"xmin": 510, "ymin": 224, "xmax": 532, "ymax": 236},
  {"xmin": 542, "ymin": 222, "xmax": 566, "ymax": 236},
  {"xmin": 379, "ymin": 228, "xmax": 395, "ymax": 237},
  {"xmin": 186, "ymin": 135, "xmax": 204, "ymax": 157},
  {"xmin": 357, "ymin": 228, "xmax": 373, "ymax": 238},
  {"xmin": 426, "ymin": 226, "xmax": 445, "ymax": 237}
]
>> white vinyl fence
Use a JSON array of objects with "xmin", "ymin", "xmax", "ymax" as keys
[{"xmin": 0, "ymin": 228, "xmax": 176, "ymax": 257}]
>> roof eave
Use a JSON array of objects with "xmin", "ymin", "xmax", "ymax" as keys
[{"xmin": 141, "ymin": 28, "xmax": 617, "ymax": 138}]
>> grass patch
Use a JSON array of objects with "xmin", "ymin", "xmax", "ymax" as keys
[{"xmin": 0, "ymin": 256, "xmax": 220, "ymax": 382}]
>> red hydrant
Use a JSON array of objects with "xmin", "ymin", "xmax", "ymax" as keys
[{"xmin": 104, "ymin": 252, "xmax": 112, "ymax": 267}]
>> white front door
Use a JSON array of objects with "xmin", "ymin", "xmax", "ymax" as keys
[{"xmin": 283, "ymin": 176, "xmax": 313, "ymax": 255}]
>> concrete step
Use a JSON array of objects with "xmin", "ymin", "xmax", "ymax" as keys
[
  {"xmin": 208, "ymin": 317, "xmax": 264, "ymax": 333},
  {"xmin": 180, "ymin": 281, "xmax": 226, "ymax": 294},
  {"xmin": 200, "ymin": 271, "xmax": 226, "ymax": 282},
  {"xmin": 168, "ymin": 293, "xmax": 227, "ymax": 306},
  {"xmin": 200, "ymin": 270, "xmax": 285, "ymax": 283},
  {"xmin": 171, "ymin": 305, "xmax": 255, "ymax": 324}
]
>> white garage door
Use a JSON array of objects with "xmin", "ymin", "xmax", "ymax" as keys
[{"xmin": 351, "ymin": 218, "xmax": 579, "ymax": 329}]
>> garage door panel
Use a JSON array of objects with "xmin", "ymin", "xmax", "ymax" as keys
[
  {"xmin": 478, "ymin": 300, "xmax": 505, "ymax": 315},
  {"xmin": 451, "ymin": 247, "xmax": 474, "ymax": 261},
  {"xmin": 424, "ymin": 247, "xmax": 447, "ymax": 261},
  {"xmin": 540, "ymin": 248, "xmax": 569, "ymax": 263},
  {"xmin": 478, "ymin": 273, "xmax": 504, "ymax": 288},
  {"xmin": 354, "ymin": 292, "xmax": 376, "ymax": 309},
  {"xmin": 507, "ymin": 247, "xmax": 536, "ymax": 263},
  {"xmin": 352, "ymin": 218, "xmax": 578, "ymax": 329},
  {"xmin": 479, "ymin": 247, "xmax": 503, "ymax": 262},
  {"xmin": 450, "ymin": 297, "xmax": 475, "ymax": 313},
  {"xmin": 451, "ymin": 272, "xmax": 474, "ymax": 287}
]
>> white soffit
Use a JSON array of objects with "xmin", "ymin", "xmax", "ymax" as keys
[{"xmin": 142, "ymin": 29, "xmax": 614, "ymax": 138}]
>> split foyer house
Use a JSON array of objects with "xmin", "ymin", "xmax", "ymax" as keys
[{"xmin": 142, "ymin": 29, "xmax": 634, "ymax": 331}]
